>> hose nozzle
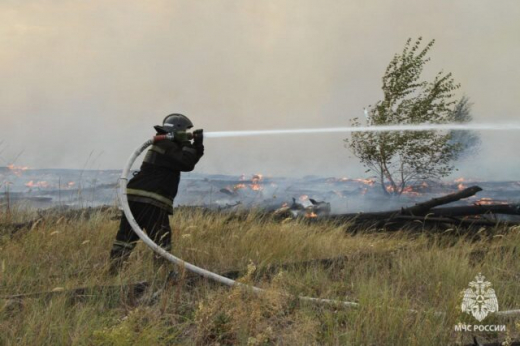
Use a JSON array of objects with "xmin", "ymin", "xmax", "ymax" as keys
[{"xmin": 153, "ymin": 131, "xmax": 194, "ymax": 143}]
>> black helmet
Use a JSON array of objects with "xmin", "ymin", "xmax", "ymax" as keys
[{"xmin": 154, "ymin": 113, "xmax": 193, "ymax": 134}]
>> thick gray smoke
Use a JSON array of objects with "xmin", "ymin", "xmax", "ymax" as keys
[{"xmin": 1, "ymin": 1, "xmax": 520, "ymax": 180}]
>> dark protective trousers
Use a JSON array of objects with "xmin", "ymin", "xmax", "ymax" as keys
[{"xmin": 109, "ymin": 201, "xmax": 172, "ymax": 271}]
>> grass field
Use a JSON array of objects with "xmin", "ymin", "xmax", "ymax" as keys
[{"xmin": 1, "ymin": 207, "xmax": 520, "ymax": 345}]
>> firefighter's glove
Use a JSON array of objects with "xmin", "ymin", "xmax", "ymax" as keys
[
  {"xmin": 192, "ymin": 129, "xmax": 204, "ymax": 157},
  {"xmin": 193, "ymin": 129, "xmax": 204, "ymax": 145}
]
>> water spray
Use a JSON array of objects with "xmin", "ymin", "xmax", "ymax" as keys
[
  {"xmin": 202, "ymin": 122, "xmax": 520, "ymax": 139},
  {"xmin": 119, "ymin": 123, "xmax": 520, "ymax": 315}
]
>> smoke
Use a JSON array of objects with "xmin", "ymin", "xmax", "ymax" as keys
[{"xmin": 1, "ymin": 0, "xmax": 520, "ymax": 180}]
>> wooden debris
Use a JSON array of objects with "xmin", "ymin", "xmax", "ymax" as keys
[{"xmin": 328, "ymin": 186, "xmax": 520, "ymax": 231}]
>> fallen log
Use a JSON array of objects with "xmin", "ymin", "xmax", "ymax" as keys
[
  {"xmin": 392, "ymin": 215, "xmax": 518, "ymax": 228},
  {"xmin": 327, "ymin": 186, "xmax": 520, "ymax": 231},
  {"xmin": 403, "ymin": 186, "xmax": 483, "ymax": 215},
  {"xmin": 430, "ymin": 204, "xmax": 520, "ymax": 217},
  {"xmin": 329, "ymin": 205, "xmax": 520, "ymax": 225},
  {"xmin": 330, "ymin": 186, "xmax": 485, "ymax": 222}
]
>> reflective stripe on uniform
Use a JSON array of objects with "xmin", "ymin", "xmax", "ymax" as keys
[
  {"xmin": 126, "ymin": 188, "xmax": 172, "ymax": 206},
  {"xmin": 113, "ymin": 240, "xmax": 136, "ymax": 249},
  {"xmin": 143, "ymin": 146, "xmax": 166, "ymax": 165},
  {"xmin": 143, "ymin": 150, "xmax": 158, "ymax": 164},
  {"xmin": 149, "ymin": 145, "xmax": 166, "ymax": 155},
  {"xmin": 127, "ymin": 195, "xmax": 174, "ymax": 214}
]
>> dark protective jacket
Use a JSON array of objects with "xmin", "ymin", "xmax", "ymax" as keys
[{"xmin": 126, "ymin": 138, "xmax": 203, "ymax": 214}]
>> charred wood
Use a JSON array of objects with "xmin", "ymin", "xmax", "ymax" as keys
[
  {"xmin": 402, "ymin": 186, "xmax": 483, "ymax": 215},
  {"xmin": 327, "ymin": 186, "xmax": 520, "ymax": 230},
  {"xmin": 391, "ymin": 215, "xmax": 519, "ymax": 228},
  {"xmin": 430, "ymin": 204, "xmax": 520, "ymax": 217}
]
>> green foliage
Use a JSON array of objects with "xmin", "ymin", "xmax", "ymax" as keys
[
  {"xmin": 449, "ymin": 96, "xmax": 481, "ymax": 159},
  {"xmin": 346, "ymin": 37, "xmax": 464, "ymax": 195}
]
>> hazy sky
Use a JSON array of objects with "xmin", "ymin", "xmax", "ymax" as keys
[{"xmin": 1, "ymin": 0, "xmax": 519, "ymax": 179}]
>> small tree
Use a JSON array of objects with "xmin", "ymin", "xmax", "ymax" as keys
[
  {"xmin": 449, "ymin": 96, "xmax": 481, "ymax": 159},
  {"xmin": 345, "ymin": 38, "xmax": 463, "ymax": 196}
]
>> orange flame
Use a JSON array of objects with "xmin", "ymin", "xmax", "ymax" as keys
[
  {"xmin": 305, "ymin": 211, "xmax": 318, "ymax": 218},
  {"xmin": 233, "ymin": 183, "xmax": 247, "ymax": 191},
  {"xmin": 327, "ymin": 177, "xmax": 375, "ymax": 186},
  {"xmin": 250, "ymin": 184, "xmax": 263, "ymax": 191},
  {"xmin": 7, "ymin": 164, "xmax": 29, "ymax": 177},
  {"xmin": 475, "ymin": 198, "xmax": 509, "ymax": 206},
  {"xmin": 454, "ymin": 178, "xmax": 467, "ymax": 191},
  {"xmin": 249, "ymin": 174, "xmax": 264, "ymax": 191},
  {"xmin": 401, "ymin": 186, "xmax": 422, "ymax": 197},
  {"xmin": 233, "ymin": 174, "xmax": 265, "ymax": 191},
  {"xmin": 353, "ymin": 178, "xmax": 376, "ymax": 186},
  {"xmin": 25, "ymin": 180, "xmax": 50, "ymax": 188}
]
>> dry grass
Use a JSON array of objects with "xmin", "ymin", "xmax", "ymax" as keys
[{"xmin": 1, "ymin": 206, "xmax": 520, "ymax": 345}]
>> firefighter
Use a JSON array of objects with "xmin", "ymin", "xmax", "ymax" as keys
[{"xmin": 109, "ymin": 113, "xmax": 204, "ymax": 274}]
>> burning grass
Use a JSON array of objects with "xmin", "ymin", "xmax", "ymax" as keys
[{"xmin": 1, "ymin": 207, "xmax": 520, "ymax": 345}]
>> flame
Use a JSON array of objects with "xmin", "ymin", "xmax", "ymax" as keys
[
  {"xmin": 353, "ymin": 178, "xmax": 376, "ymax": 186},
  {"xmin": 281, "ymin": 202, "xmax": 288, "ymax": 208},
  {"xmin": 327, "ymin": 177, "xmax": 375, "ymax": 186},
  {"xmin": 402, "ymin": 186, "xmax": 413, "ymax": 193},
  {"xmin": 233, "ymin": 183, "xmax": 247, "ymax": 191},
  {"xmin": 249, "ymin": 173, "xmax": 264, "ymax": 191},
  {"xmin": 454, "ymin": 178, "xmax": 467, "ymax": 191},
  {"xmin": 25, "ymin": 180, "xmax": 50, "ymax": 188},
  {"xmin": 299, "ymin": 195, "xmax": 309, "ymax": 201},
  {"xmin": 67, "ymin": 181, "xmax": 75, "ymax": 188},
  {"xmin": 233, "ymin": 174, "xmax": 264, "ymax": 191},
  {"xmin": 7, "ymin": 164, "xmax": 29, "ymax": 177},
  {"xmin": 250, "ymin": 184, "xmax": 263, "ymax": 191},
  {"xmin": 328, "ymin": 177, "xmax": 350, "ymax": 183},
  {"xmin": 305, "ymin": 211, "xmax": 318, "ymax": 218},
  {"xmin": 475, "ymin": 198, "xmax": 509, "ymax": 206},
  {"xmin": 383, "ymin": 183, "xmax": 427, "ymax": 196},
  {"xmin": 401, "ymin": 186, "xmax": 422, "ymax": 197}
]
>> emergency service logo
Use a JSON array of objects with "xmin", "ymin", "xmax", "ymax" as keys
[
  {"xmin": 461, "ymin": 273, "xmax": 498, "ymax": 321},
  {"xmin": 455, "ymin": 273, "xmax": 505, "ymax": 333}
]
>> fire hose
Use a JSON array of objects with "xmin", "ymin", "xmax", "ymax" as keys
[{"xmin": 118, "ymin": 136, "xmax": 520, "ymax": 316}]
